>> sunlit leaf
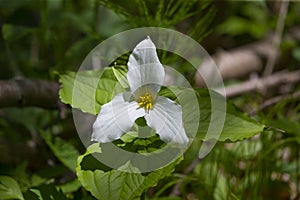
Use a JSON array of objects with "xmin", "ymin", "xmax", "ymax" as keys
[
  {"xmin": 0, "ymin": 176, "xmax": 24, "ymax": 200},
  {"xmin": 59, "ymin": 68, "xmax": 125, "ymax": 115},
  {"xmin": 76, "ymin": 143, "xmax": 182, "ymax": 200}
]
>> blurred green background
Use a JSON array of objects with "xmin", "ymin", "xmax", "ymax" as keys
[{"xmin": 0, "ymin": 0, "xmax": 300, "ymax": 199}]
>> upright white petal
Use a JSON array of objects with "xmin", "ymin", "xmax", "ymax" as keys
[
  {"xmin": 127, "ymin": 37, "xmax": 165, "ymax": 95},
  {"xmin": 144, "ymin": 96, "xmax": 189, "ymax": 146},
  {"xmin": 92, "ymin": 92, "xmax": 145, "ymax": 143}
]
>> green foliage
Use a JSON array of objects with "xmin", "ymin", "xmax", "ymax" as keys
[
  {"xmin": 58, "ymin": 64, "xmax": 264, "ymax": 199},
  {"xmin": 76, "ymin": 143, "xmax": 183, "ymax": 200},
  {"xmin": 39, "ymin": 130, "xmax": 80, "ymax": 172},
  {"xmin": 24, "ymin": 184, "xmax": 67, "ymax": 200},
  {"xmin": 59, "ymin": 67, "xmax": 126, "ymax": 115},
  {"xmin": 2, "ymin": 24, "xmax": 34, "ymax": 42},
  {"xmin": 166, "ymin": 94, "xmax": 299, "ymax": 200},
  {"xmin": 0, "ymin": 176, "xmax": 24, "ymax": 200},
  {"xmin": 56, "ymin": 179, "xmax": 82, "ymax": 194},
  {"xmin": 216, "ymin": 1, "xmax": 273, "ymax": 39},
  {"xmin": 159, "ymin": 87, "xmax": 264, "ymax": 141},
  {"xmin": 292, "ymin": 47, "xmax": 300, "ymax": 62},
  {"xmin": 2, "ymin": 0, "xmax": 299, "ymax": 199},
  {"xmin": 0, "ymin": 0, "xmax": 127, "ymax": 79},
  {"xmin": 98, "ymin": 0, "xmax": 213, "ymax": 41}
]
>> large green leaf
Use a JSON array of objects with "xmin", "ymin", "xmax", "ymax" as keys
[
  {"xmin": 59, "ymin": 67, "xmax": 126, "ymax": 115},
  {"xmin": 59, "ymin": 70, "xmax": 101, "ymax": 115},
  {"xmin": 0, "ymin": 176, "xmax": 24, "ymax": 200},
  {"xmin": 76, "ymin": 143, "xmax": 182, "ymax": 200},
  {"xmin": 159, "ymin": 87, "xmax": 264, "ymax": 141},
  {"xmin": 39, "ymin": 130, "xmax": 79, "ymax": 172},
  {"xmin": 59, "ymin": 67, "xmax": 124, "ymax": 115}
]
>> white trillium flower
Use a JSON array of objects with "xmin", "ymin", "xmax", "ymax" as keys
[{"xmin": 92, "ymin": 37, "xmax": 189, "ymax": 146}]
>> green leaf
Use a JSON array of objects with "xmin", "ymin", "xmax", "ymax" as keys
[
  {"xmin": 213, "ymin": 173, "xmax": 229, "ymax": 200},
  {"xmin": 227, "ymin": 140, "xmax": 262, "ymax": 159},
  {"xmin": 39, "ymin": 130, "xmax": 79, "ymax": 172},
  {"xmin": 27, "ymin": 189, "xmax": 42, "ymax": 200},
  {"xmin": 0, "ymin": 0, "xmax": 31, "ymax": 9},
  {"xmin": 0, "ymin": 176, "xmax": 24, "ymax": 200},
  {"xmin": 56, "ymin": 179, "xmax": 81, "ymax": 194},
  {"xmin": 267, "ymin": 113, "xmax": 300, "ymax": 135},
  {"xmin": 59, "ymin": 70, "xmax": 102, "ymax": 115},
  {"xmin": 292, "ymin": 47, "xmax": 300, "ymax": 61},
  {"xmin": 25, "ymin": 184, "xmax": 67, "ymax": 200},
  {"xmin": 216, "ymin": 14, "xmax": 268, "ymax": 38},
  {"xmin": 112, "ymin": 65, "xmax": 129, "ymax": 88},
  {"xmin": 10, "ymin": 162, "xmax": 47, "ymax": 192},
  {"xmin": 59, "ymin": 68, "xmax": 125, "ymax": 115},
  {"xmin": 76, "ymin": 143, "xmax": 182, "ymax": 200},
  {"xmin": 159, "ymin": 87, "xmax": 264, "ymax": 141},
  {"xmin": 2, "ymin": 24, "xmax": 34, "ymax": 42}
]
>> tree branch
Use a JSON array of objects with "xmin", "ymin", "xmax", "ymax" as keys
[
  {"xmin": 195, "ymin": 26, "xmax": 300, "ymax": 86},
  {"xmin": 220, "ymin": 70, "xmax": 300, "ymax": 97},
  {"xmin": 0, "ymin": 77, "xmax": 61, "ymax": 109},
  {"xmin": 1, "ymin": 70, "xmax": 300, "ymax": 110},
  {"xmin": 195, "ymin": 37, "xmax": 279, "ymax": 86}
]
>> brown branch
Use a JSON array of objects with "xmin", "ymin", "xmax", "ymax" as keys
[
  {"xmin": 0, "ymin": 77, "xmax": 61, "ymax": 109},
  {"xmin": 221, "ymin": 70, "xmax": 300, "ymax": 98},
  {"xmin": 195, "ymin": 26, "xmax": 300, "ymax": 86},
  {"xmin": 195, "ymin": 37, "xmax": 279, "ymax": 86}
]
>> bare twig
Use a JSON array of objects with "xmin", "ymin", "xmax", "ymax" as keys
[
  {"xmin": 220, "ymin": 70, "xmax": 300, "ymax": 97},
  {"xmin": 0, "ymin": 77, "xmax": 61, "ymax": 109},
  {"xmin": 264, "ymin": 0, "xmax": 290, "ymax": 76}
]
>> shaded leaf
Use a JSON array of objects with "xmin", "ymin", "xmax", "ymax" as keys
[
  {"xmin": 39, "ymin": 130, "xmax": 79, "ymax": 172},
  {"xmin": 56, "ymin": 179, "xmax": 81, "ymax": 194},
  {"xmin": 2, "ymin": 24, "xmax": 34, "ymax": 42},
  {"xmin": 24, "ymin": 184, "xmax": 67, "ymax": 200}
]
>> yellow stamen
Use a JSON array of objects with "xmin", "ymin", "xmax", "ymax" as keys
[{"xmin": 138, "ymin": 92, "xmax": 152, "ymax": 111}]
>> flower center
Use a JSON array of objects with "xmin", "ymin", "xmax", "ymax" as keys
[{"xmin": 138, "ymin": 92, "xmax": 152, "ymax": 111}]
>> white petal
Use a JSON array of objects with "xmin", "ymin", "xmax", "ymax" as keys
[
  {"xmin": 144, "ymin": 96, "xmax": 189, "ymax": 146},
  {"xmin": 127, "ymin": 37, "xmax": 165, "ymax": 95},
  {"xmin": 92, "ymin": 92, "xmax": 145, "ymax": 143}
]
